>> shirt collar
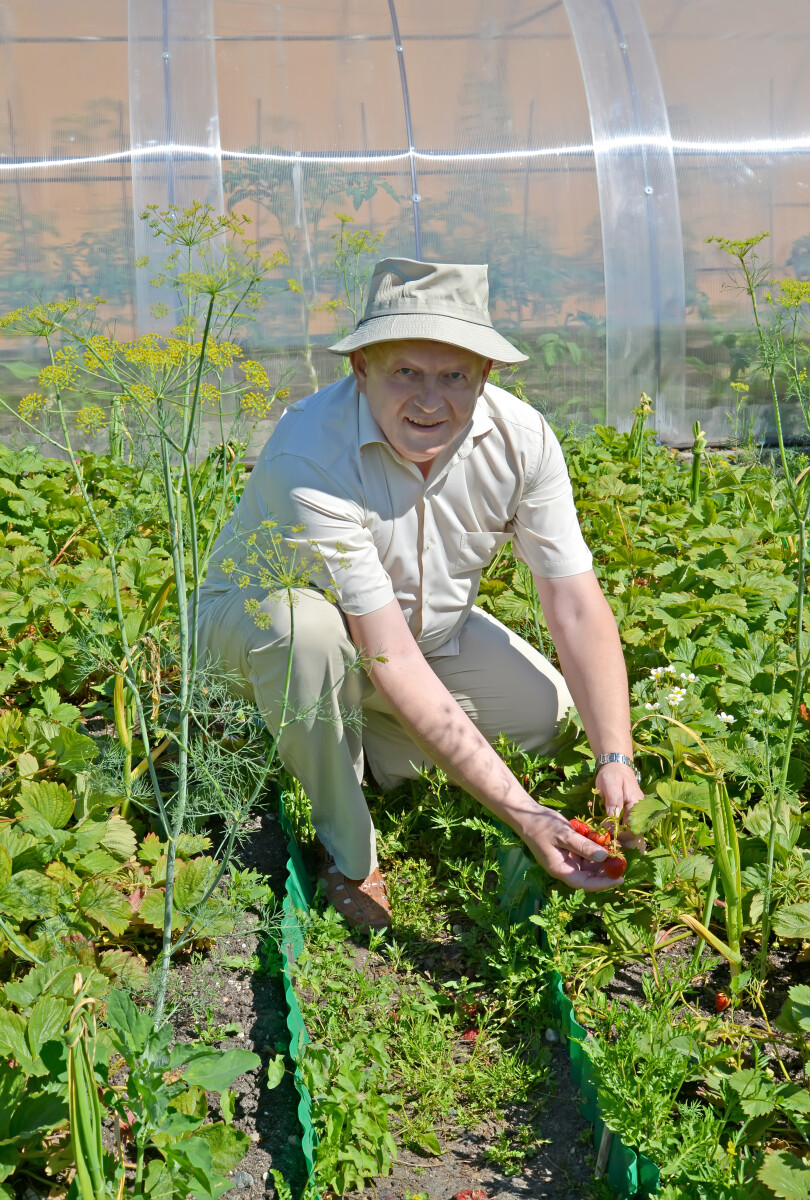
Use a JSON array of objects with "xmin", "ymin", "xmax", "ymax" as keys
[{"xmin": 358, "ymin": 390, "xmax": 388, "ymax": 448}]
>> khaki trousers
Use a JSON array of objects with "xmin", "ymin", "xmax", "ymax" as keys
[{"xmin": 197, "ymin": 586, "xmax": 573, "ymax": 879}]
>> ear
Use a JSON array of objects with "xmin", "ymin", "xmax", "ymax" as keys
[
  {"xmin": 479, "ymin": 359, "xmax": 493, "ymax": 394},
  {"xmin": 349, "ymin": 349, "xmax": 370, "ymax": 389}
]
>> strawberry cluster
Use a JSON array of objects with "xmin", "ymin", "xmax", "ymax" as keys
[{"xmin": 569, "ymin": 817, "xmax": 627, "ymax": 878}]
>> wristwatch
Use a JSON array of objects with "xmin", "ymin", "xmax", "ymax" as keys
[{"xmin": 595, "ymin": 752, "xmax": 641, "ymax": 782}]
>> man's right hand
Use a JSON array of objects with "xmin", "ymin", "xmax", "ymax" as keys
[
  {"xmin": 346, "ymin": 600, "xmax": 624, "ymax": 893},
  {"xmin": 517, "ymin": 803, "xmax": 622, "ymax": 892}
]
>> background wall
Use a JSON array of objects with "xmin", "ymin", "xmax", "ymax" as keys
[{"xmin": 1, "ymin": 0, "xmax": 808, "ymax": 448}]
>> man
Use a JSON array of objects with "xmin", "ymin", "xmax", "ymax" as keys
[{"xmin": 198, "ymin": 258, "xmax": 643, "ymax": 927}]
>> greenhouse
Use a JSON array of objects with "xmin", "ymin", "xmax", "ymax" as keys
[{"xmin": 0, "ymin": 2, "xmax": 809, "ymax": 1199}]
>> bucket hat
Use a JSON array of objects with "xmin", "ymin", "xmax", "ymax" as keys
[{"xmin": 328, "ymin": 257, "xmax": 528, "ymax": 366}]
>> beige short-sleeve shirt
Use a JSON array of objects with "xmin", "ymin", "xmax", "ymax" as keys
[{"xmin": 202, "ymin": 375, "xmax": 593, "ymax": 656}]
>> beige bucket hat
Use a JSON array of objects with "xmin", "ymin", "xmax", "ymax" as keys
[{"xmin": 328, "ymin": 257, "xmax": 528, "ymax": 367}]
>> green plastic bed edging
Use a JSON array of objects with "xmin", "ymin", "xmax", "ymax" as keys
[
  {"xmin": 277, "ymin": 811, "xmax": 662, "ymax": 1199},
  {"xmin": 278, "ymin": 796, "xmax": 318, "ymax": 1180},
  {"xmin": 497, "ymin": 842, "xmax": 662, "ymax": 1200}
]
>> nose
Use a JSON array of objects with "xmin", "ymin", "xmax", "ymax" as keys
[{"xmin": 414, "ymin": 376, "xmax": 443, "ymax": 413}]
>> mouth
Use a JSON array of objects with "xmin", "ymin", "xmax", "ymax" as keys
[{"xmin": 406, "ymin": 416, "xmax": 445, "ymax": 429}]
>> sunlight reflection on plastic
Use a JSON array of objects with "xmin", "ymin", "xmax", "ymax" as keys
[{"xmin": 2, "ymin": 135, "xmax": 810, "ymax": 172}]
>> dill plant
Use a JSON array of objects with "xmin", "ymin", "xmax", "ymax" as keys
[{"xmin": 0, "ymin": 203, "xmax": 299, "ymax": 1022}]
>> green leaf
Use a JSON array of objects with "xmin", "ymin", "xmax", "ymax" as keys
[
  {"xmin": 220, "ymin": 1089, "xmax": 237, "ymax": 1125},
  {"xmin": 143, "ymin": 1159, "xmax": 175, "ymax": 1200},
  {"xmin": 17, "ymin": 781, "xmax": 74, "ymax": 829},
  {"xmin": 98, "ymin": 949, "xmax": 149, "ymax": 990},
  {"xmin": 164, "ymin": 1135, "xmax": 232, "ymax": 1200},
  {"xmin": 182, "ymin": 1047, "xmax": 261, "ymax": 1094},
  {"xmin": 101, "ymin": 814, "xmax": 137, "ymax": 861},
  {"xmin": 196, "ymin": 1122, "xmax": 251, "ymax": 1173},
  {"xmin": 79, "ymin": 879, "xmax": 132, "ymax": 937},
  {"xmin": 16, "ymin": 753, "xmax": 38, "ymax": 779},
  {"xmin": 676, "ymin": 853, "xmax": 713, "ymax": 883},
  {"xmin": 49, "ymin": 727, "xmax": 97, "ymax": 773},
  {"xmin": 0, "ymin": 850, "xmax": 11, "ymax": 896},
  {"xmin": 8, "ymin": 1089, "xmax": 67, "ymax": 1139},
  {"xmin": 410, "ymin": 1129, "xmax": 441, "ymax": 1156},
  {"xmin": 756, "ymin": 1149, "xmax": 810, "ymax": 1199},
  {"xmin": 138, "ymin": 832, "xmax": 165, "ymax": 865},
  {"xmin": 772, "ymin": 903, "xmax": 810, "ymax": 941},
  {"xmin": 266, "ymin": 1053, "xmax": 285, "ymax": 1090},
  {"xmin": 75, "ymin": 849, "xmax": 120, "ymax": 876},
  {"xmin": 26, "ymin": 995, "xmax": 70, "ymax": 1058},
  {"xmin": 174, "ymin": 857, "xmax": 216, "ymax": 911},
  {"xmin": 137, "ymin": 889, "xmax": 171, "ymax": 930},
  {"xmin": 628, "ymin": 795, "xmax": 669, "ymax": 834},
  {"xmin": 776, "ymin": 985, "xmax": 810, "ymax": 1035},
  {"xmin": 655, "ymin": 778, "xmax": 710, "ymax": 812},
  {"xmin": 0, "ymin": 870, "xmax": 59, "ymax": 921},
  {"xmin": 105, "ymin": 988, "xmax": 153, "ymax": 1056},
  {"xmin": 0, "ymin": 1010, "xmax": 30, "ymax": 1065}
]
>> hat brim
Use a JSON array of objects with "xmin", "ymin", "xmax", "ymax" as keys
[{"xmin": 328, "ymin": 313, "xmax": 528, "ymax": 367}]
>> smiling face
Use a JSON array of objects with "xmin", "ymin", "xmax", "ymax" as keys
[{"xmin": 350, "ymin": 339, "xmax": 492, "ymax": 476}]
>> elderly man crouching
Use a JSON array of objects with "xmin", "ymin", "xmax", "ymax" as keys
[{"xmin": 197, "ymin": 258, "xmax": 643, "ymax": 927}]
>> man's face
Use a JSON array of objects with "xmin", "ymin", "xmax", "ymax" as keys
[{"xmin": 350, "ymin": 339, "xmax": 492, "ymax": 472}]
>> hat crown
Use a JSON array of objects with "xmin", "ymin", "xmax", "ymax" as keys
[{"xmin": 360, "ymin": 258, "xmax": 494, "ymax": 330}]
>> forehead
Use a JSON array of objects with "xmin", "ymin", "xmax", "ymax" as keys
[{"xmin": 370, "ymin": 339, "xmax": 486, "ymax": 372}]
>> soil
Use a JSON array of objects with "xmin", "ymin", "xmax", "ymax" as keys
[
  {"xmin": 357, "ymin": 1044, "xmax": 599, "ymax": 1200},
  {"xmin": 597, "ymin": 928, "xmax": 810, "ymax": 1082},
  {"xmin": 159, "ymin": 805, "xmax": 810, "ymax": 1199},
  {"xmin": 167, "ymin": 806, "xmax": 308, "ymax": 1199},
  {"xmin": 163, "ymin": 805, "xmax": 609, "ymax": 1200}
]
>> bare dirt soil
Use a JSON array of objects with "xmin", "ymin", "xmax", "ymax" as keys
[
  {"xmin": 167, "ymin": 807, "xmax": 608, "ymax": 1200},
  {"xmin": 168, "ymin": 807, "xmax": 308, "ymax": 1199}
]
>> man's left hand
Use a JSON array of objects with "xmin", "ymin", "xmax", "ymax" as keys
[{"xmin": 594, "ymin": 761, "xmax": 645, "ymax": 850}]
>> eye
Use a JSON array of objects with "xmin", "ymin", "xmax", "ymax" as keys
[
  {"xmin": 396, "ymin": 367, "xmax": 415, "ymax": 377},
  {"xmin": 446, "ymin": 371, "xmax": 466, "ymax": 381}
]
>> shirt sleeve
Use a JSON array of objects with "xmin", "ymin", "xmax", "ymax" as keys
[
  {"xmin": 246, "ymin": 451, "xmax": 396, "ymax": 616},
  {"xmin": 510, "ymin": 418, "xmax": 593, "ymax": 578}
]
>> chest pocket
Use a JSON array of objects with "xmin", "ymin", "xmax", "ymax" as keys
[{"xmin": 453, "ymin": 530, "xmax": 510, "ymax": 573}]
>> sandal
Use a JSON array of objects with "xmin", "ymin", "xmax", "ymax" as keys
[{"xmin": 319, "ymin": 862, "xmax": 392, "ymax": 930}]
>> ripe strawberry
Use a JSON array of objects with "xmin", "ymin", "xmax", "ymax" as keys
[
  {"xmin": 455, "ymin": 1192, "xmax": 488, "ymax": 1200},
  {"xmin": 715, "ymin": 992, "xmax": 730, "ymax": 1013},
  {"xmin": 603, "ymin": 855, "xmax": 627, "ymax": 878},
  {"xmin": 460, "ymin": 1028, "xmax": 479, "ymax": 1043},
  {"xmin": 590, "ymin": 830, "xmax": 612, "ymax": 849},
  {"xmin": 569, "ymin": 818, "xmax": 592, "ymax": 837}
]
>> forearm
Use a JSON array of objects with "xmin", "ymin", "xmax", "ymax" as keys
[
  {"xmin": 367, "ymin": 647, "xmax": 542, "ymax": 840},
  {"xmin": 553, "ymin": 600, "xmax": 633, "ymax": 759},
  {"xmin": 534, "ymin": 570, "xmax": 643, "ymax": 821},
  {"xmin": 347, "ymin": 599, "xmax": 617, "ymax": 889}
]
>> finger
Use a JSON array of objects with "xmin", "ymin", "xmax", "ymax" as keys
[
  {"xmin": 618, "ymin": 829, "xmax": 646, "ymax": 852},
  {"xmin": 569, "ymin": 835, "xmax": 608, "ymax": 864},
  {"xmin": 561, "ymin": 868, "xmax": 619, "ymax": 892}
]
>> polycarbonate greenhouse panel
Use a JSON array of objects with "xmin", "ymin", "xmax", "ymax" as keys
[{"xmin": 1, "ymin": 0, "xmax": 810, "ymax": 448}]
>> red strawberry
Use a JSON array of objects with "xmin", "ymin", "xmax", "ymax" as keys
[
  {"xmin": 590, "ymin": 830, "xmax": 612, "ymax": 849},
  {"xmin": 715, "ymin": 992, "xmax": 730, "ymax": 1013},
  {"xmin": 455, "ymin": 1192, "xmax": 488, "ymax": 1200},
  {"xmin": 460, "ymin": 1028, "xmax": 479, "ymax": 1043},
  {"xmin": 569, "ymin": 818, "xmax": 592, "ymax": 837},
  {"xmin": 603, "ymin": 855, "xmax": 627, "ymax": 879}
]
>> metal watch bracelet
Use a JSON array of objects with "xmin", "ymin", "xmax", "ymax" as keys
[{"xmin": 594, "ymin": 752, "xmax": 641, "ymax": 782}]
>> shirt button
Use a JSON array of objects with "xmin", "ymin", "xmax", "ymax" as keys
[{"xmin": 425, "ymin": 540, "xmax": 432, "ymax": 549}]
